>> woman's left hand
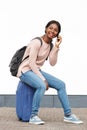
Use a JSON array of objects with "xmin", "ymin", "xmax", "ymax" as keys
[
  {"xmin": 44, "ymin": 80, "xmax": 49, "ymax": 90},
  {"xmin": 55, "ymin": 35, "xmax": 62, "ymax": 48}
]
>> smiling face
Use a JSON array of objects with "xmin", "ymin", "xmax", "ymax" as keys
[
  {"xmin": 45, "ymin": 20, "xmax": 61, "ymax": 39},
  {"xmin": 45, "ymin": 23, "xmax": 59, "ymax": 39}
]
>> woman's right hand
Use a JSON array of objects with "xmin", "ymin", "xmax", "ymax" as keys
[{"xmin": 44, "ymin": 80, "xmax": 49, "ymax": 90}]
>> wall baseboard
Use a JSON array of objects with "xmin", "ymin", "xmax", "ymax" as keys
[{"xmin": 0, "ymin": 95, "xmax": 87, "ymax": 108}]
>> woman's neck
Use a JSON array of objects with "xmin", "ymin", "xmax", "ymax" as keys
[{"xmin": 41, "ymin": 35, "xmax": 52, "ymax": 44}]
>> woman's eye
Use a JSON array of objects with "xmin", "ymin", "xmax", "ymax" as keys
[{"xmin": 49, "ymin": 27, "xmax": 58, "ymax": 33}]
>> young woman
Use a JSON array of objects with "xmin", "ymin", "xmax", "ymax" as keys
[{"xmin": 17, "ymin": 20, "xmax": 83, "ymax": 125}]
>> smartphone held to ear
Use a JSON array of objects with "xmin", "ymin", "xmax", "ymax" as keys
[
  {"xmin": 57, "ymin": 37, "xmax": 60, "ymax": 42},
  {"xmin": 55, "ymin": 35, "xmax": 62, "ymax": 48},
  {"xmin": 57, "ymin": 35, "xmax": 62, "ymax": 42}
]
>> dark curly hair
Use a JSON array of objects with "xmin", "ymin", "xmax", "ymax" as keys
[{"xmin": 45, "ymin": 20, "xmax": 61, "ymax": 37}]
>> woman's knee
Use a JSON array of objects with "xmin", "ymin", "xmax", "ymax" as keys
[
  {"xmin": 40, "ymin": 85, "xmax": 46, "ymax": 91},
  {"xmin": 59, "ymin": 80, "xmax": 66, "ymax": 89},
  {"xmin": 36, "ymin": 82, "xmax": 46, "ymax": 91}
]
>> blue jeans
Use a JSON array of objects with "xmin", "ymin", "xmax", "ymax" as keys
[{"xmin": 20, "ymin": 70, "xmax": 71, "ymax": 117}]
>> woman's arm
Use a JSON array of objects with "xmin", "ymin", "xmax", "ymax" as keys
[
  {"xmin": 49, "ymin": 36, "xmax": 62, "ymax": 66},
  {"xmin": 28, "ymin": 39, "xmax": 46, "ymax": 81}
]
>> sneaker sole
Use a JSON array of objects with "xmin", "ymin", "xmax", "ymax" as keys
[
  {"xmin": 29, "ymin": 121, "xmax": 45, "ymax": 125},
  {"xmin": 64, "ymin": 119, "xmax": 83, "ymax": 124}
]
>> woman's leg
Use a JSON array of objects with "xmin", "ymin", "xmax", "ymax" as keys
[
  {"xmin": 20, "ymin": 71, "xmax": 46, "ymax": 117},
  {"xmin": 40, "ymin": 70, "xmax": 71, "ymax": 116}
]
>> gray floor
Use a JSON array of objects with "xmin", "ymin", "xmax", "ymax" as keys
[{"xmin": 0, "ymin": 107, "xmax": 87, "ymax": 130}]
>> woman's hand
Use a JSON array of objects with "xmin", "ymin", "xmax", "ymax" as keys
[
  {"xmin": 55, "ymin": 35, "xmax": 62, "ymax": 48},
  {"xmin": 44, "ymin": 80, "xmax": 49, "ymax": 90}
]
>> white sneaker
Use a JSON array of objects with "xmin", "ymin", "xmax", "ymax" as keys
[
  {"xmin": 29, "ymin": 116, "xmax": 45, "ymax": 125},
  {"xmin": 64, "ymin": 114, "xmax": 83, "ymax": 124}
]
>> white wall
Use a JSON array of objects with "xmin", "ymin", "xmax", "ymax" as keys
[{"xmin": 0, "ymin": 0, "xmax": 87, "ymax": 95}]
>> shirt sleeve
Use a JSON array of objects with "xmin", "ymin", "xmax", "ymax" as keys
[
  {"xmin": 48, "ymin": 45, "xmax": 59, "ymax": 66},
  {"xmin": 28, "ymin": 39, "xmax": 46, "ymax": 80}
]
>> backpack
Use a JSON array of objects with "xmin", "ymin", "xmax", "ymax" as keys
[{"xmin": 9, "ymin": 37, "xmax": 53, "ymax": 77}]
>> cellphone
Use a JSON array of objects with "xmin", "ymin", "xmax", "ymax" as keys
[{"xmin": 57, "ymin": 37, "xmax": 60, "ymax": 42}]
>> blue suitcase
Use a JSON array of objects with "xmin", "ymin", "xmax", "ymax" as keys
[{"xmin": 16, "ymin": 81, "xmax": 35, "ymax": 122}]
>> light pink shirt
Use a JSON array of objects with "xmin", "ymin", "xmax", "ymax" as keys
[{"xmin": 17, "ymin": 38, "xmax": 59, "ymax": 80}]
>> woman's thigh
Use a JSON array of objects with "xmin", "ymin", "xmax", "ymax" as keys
[
  {"xmin": 40, "ymin": 70, "xmax": 65, "ymax": 90},
  {"xmin": 20, "ymin": 70, "xmax": 46, "ymax": 89}
]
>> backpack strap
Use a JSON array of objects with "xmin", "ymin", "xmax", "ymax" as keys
[
  {"xmin": 22, "ymin": 54, "xmax": 29, "ymax": 62},
  {"xmin": 46, "ymin": 42, "xmax": 53, "ymax": 60},
  {"xmin": 50, "ymin": 42, "xmax": 53, "ymax": 51},
  {"xmin": 33, "ymin": 37, "xmax": 43, "ymax": 46}
]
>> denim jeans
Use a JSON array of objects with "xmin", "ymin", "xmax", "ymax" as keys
[{"xmin": 20, "ymin": 70, "xmax": 71, "ymax": 117}]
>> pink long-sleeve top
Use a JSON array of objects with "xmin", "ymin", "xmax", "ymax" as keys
[{"xmin": 17, "ymin": 38, "xmax": 59, "ymax": 80}]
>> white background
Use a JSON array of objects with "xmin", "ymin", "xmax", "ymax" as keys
[{"xmin": 0, "ymin": 0, "xmax": 87, "ymax": 95}]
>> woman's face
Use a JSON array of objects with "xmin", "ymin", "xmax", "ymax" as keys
[{"xmin": 45, "ymin": 23, "xmax": 59, "ymax": 39}]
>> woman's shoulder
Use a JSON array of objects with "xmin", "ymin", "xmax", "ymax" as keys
[
  {"xmin": 27, "ymin": 37, "xmax": 42, "ymax": 48},
  {"xmin": 27, "ymin": 37, "xmax": 53, "ymax": 52}
]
